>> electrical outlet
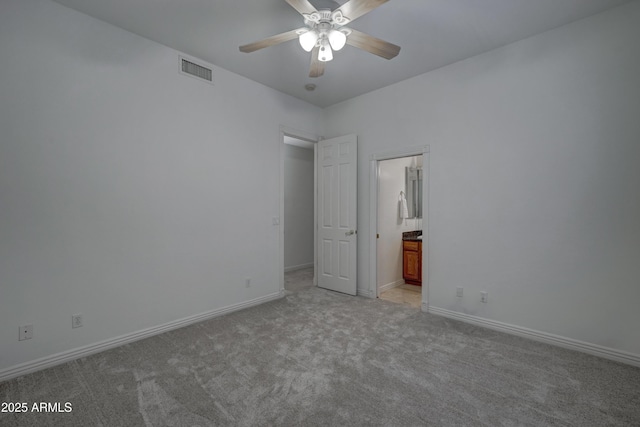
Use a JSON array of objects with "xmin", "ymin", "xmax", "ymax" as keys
[
  {"xmin": 481, "ymin": 291, "xmax": 488, "ymax": 303},
  {"xmin": 19, "ymin": 324, "xmax": 33, "ymax": 341},
  {"xmin": 456, "ymin": 287, "xmax": 463, "ymax": 297},
  {"xmin": 72, "ymin": 314, "xmax": 83, "ymax": 328},
  {"xmin": 245, "ymin": 277, "xmax": 251, "ymax": 288}
]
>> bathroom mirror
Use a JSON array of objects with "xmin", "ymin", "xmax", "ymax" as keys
[{"xmin": 405, "ymin": 167, "xmax": 423, "ymax": 219}]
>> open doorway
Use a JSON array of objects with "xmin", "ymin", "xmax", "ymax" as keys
[
  {"xmin": 279, "ymin": 128, "xmax": 359, "ymax": 296},
  {"xmin": 377, "ymin": 155, "xmax": 424, "ymax": 309},
  {"xmin": 370, "ymin": 146, "xmax": 429, "ymax": 310},
  {"xmin": 282, "ymin": 134, "xmax": 316, "ymax": 293}
]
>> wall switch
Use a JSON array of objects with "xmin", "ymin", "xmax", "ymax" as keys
[
  {"xmin": 481, "ymin": 291, "xmax": 489, "ymax": 303},
  {"xmin": 72, "ymin": 314, "xmax": 83, "ymax": 328},
  {"xmin": 19, "ymin": 324, "xmax": 33, "ymax": 341},
  {"xmin": 456, "ymin": 287, "xmax": 464, "ymax": 297},
  {"xmin": 245, "ymin": 277, "xmax": 251, "ymax": 288}
]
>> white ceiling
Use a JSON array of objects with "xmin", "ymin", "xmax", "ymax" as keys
[{"xmin": 52, "ymin": 0, "xmax": 631, "ymax": 108}]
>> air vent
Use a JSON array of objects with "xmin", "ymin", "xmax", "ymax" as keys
[{"xmin": 179, "ymin": 56, "xmax": 213, "ymax": 84}]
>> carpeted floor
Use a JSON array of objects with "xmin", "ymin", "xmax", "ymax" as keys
[
  {"xmin": 283, "ymin": 267, "xmax": 314, "ymax": 293},
  {"xmin": 2, "ymin": 270, "xmax": 639, "ymax": 426}
]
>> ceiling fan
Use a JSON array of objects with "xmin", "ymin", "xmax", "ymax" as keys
[{"xmin": 239, "ymin": 0, "xmax": 401, "ymax": 78}]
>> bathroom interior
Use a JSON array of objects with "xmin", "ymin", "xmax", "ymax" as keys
[{"xmin": 377, "ymin": 155, "xmax": 424, "ymax": 308}]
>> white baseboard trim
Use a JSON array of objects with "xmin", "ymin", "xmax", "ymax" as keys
[
  {"xmin": 284, "ymin": 262, "xmax": 314, "ymax": 273},
  {"xmin": 357, "ymin": 287, "xmax": 374, "ymax": 298},
  {"xmin": 428, "ymin": 306, "xmax": 640, "ymax": 367},
  {"xmin": 0, "ymin": 291, "xmax": 284, "ymax": 383},
  {"xmin": 378, "ymin": 279, "xmax": 404, "ymax": 293}
]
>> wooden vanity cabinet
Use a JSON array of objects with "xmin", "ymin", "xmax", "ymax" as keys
[{"xmin": 402, "ymin": 240, "xmax": 422, "ymax": 286}]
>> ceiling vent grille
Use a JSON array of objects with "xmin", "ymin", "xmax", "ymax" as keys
[{"xmin": 180, "ymin": 57, "xmax": 213, "ymax": 83}]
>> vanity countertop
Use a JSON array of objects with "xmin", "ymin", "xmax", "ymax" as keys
[{"xmin": 402, "ymin": 231, "xmax": 423, "ymax": 241}]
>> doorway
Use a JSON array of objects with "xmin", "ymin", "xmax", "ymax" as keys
[
  {"xmin": 282, "ymin": 133, "xmax": 316, "ymax": 293},
  {"xmin": 370, "ymin": 146, "xmax": 429, "ymax": 310},
  {"xmin": 377, "ymin": 155, "xmax": 423, "ymax": 309},
  {"xmin": 279, "ymin": 128, "xmax": 359, "ymax": 296}
]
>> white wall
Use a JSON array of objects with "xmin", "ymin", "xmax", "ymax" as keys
[
  {"xmin": 377, "ymin": 156, "xmax": 421, "ymax": 290},
  {"xmin": 283, "ymin": 143, "xmax": 314, "ymax": 271},
  {"xmin": 0, "ymin": 0, "xmax": 323, "ymax": 373},
  {"xmin": 325, "ymin": 2, "xmax": 640, "ymax": 356}
]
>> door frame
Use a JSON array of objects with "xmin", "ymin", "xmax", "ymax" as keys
[
  {"xmin": 279, "ymin": 125, "xmax": 320, "ymax": 295},
  {"xmin": 369, "ymin": 145, "xmax": 430, "ymax": 310}
]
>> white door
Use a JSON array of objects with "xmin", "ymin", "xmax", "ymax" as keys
[{"xmin": 317, "ymin": 135, "xmax": 357, "ymax": 295}]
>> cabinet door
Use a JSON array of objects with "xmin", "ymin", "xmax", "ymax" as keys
[{"xmin": 403, "ymin": 249, "xmax": 420, "ymax": 282}]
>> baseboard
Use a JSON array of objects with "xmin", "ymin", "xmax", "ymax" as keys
[
  {"xmin": 378, "ymin": 279, "xmax": 404, "ymax": 293},
  {"xmin": 284, "ymin": 262, "xmax": 314, "ymax": 273},
  {"xmin": 428, "ymin": 306, "xmax": 640, "ymax": 367},
  {"xmin": 357, "ymin": 287, "xmax": 374, "ymax": 298},
  {"xmin": 0, "ymin": 291, "xmax": 284, "ymax": 383}
]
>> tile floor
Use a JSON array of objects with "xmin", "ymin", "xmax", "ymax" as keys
[{"xmin": 379, "ymin": 284, "xmax": 422, "ymax": 309}]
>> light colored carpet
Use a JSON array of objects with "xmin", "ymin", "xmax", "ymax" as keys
[
  {"xmin": 1, "ymin": 272, "xmax": 639, "ymax": 426},
  {"xmin": 284, "ymin": 267, "xmax": 314, "ymax": 293}
]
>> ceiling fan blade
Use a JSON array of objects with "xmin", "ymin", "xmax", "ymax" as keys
[
  {"xmin": 309, "ymin": 46, "xmax": 325, "ymax": 78},
  {"xmin": 336, "ymin": 0, "xmax": 389, "ymax": 22},
  {"xmin": 345, "ymin": 28, "xmax": 400, "ymax": 59},
  {"xmin": 239, "ymin": 28, "xmax": 305, "ymax": 53},
  {"xmin": 285, "ymin": 0, "xmax": 318, "ymax": 15}
]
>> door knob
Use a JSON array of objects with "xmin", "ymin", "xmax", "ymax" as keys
[{"xmin": 345, "ymin": 229, "xmax": 355, "ymax": 236}]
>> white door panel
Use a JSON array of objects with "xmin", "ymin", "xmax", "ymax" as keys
[{"xmin": 317, "ymin": 135, "xmax": 357, "ymax": 295}]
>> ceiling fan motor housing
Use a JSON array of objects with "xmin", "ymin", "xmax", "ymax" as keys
[{"xmin": 302, "ymin": 9, "xmax": 352, "ymax": 58}]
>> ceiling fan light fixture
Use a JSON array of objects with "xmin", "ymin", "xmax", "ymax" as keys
[
  {"xmin": 299, "ymin": 30, "xmax": 318, "ymax": 52},
  {"xmin": 239, "ymin": 0, "xmax": 401, "ymax": 77},
  {"xmin": 328, "ymin": 29, "xmax": 347, "ymax": 51},
  {"xmin": 318, "ymin": 42, "xmax": 333, "ymax": 62}
]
